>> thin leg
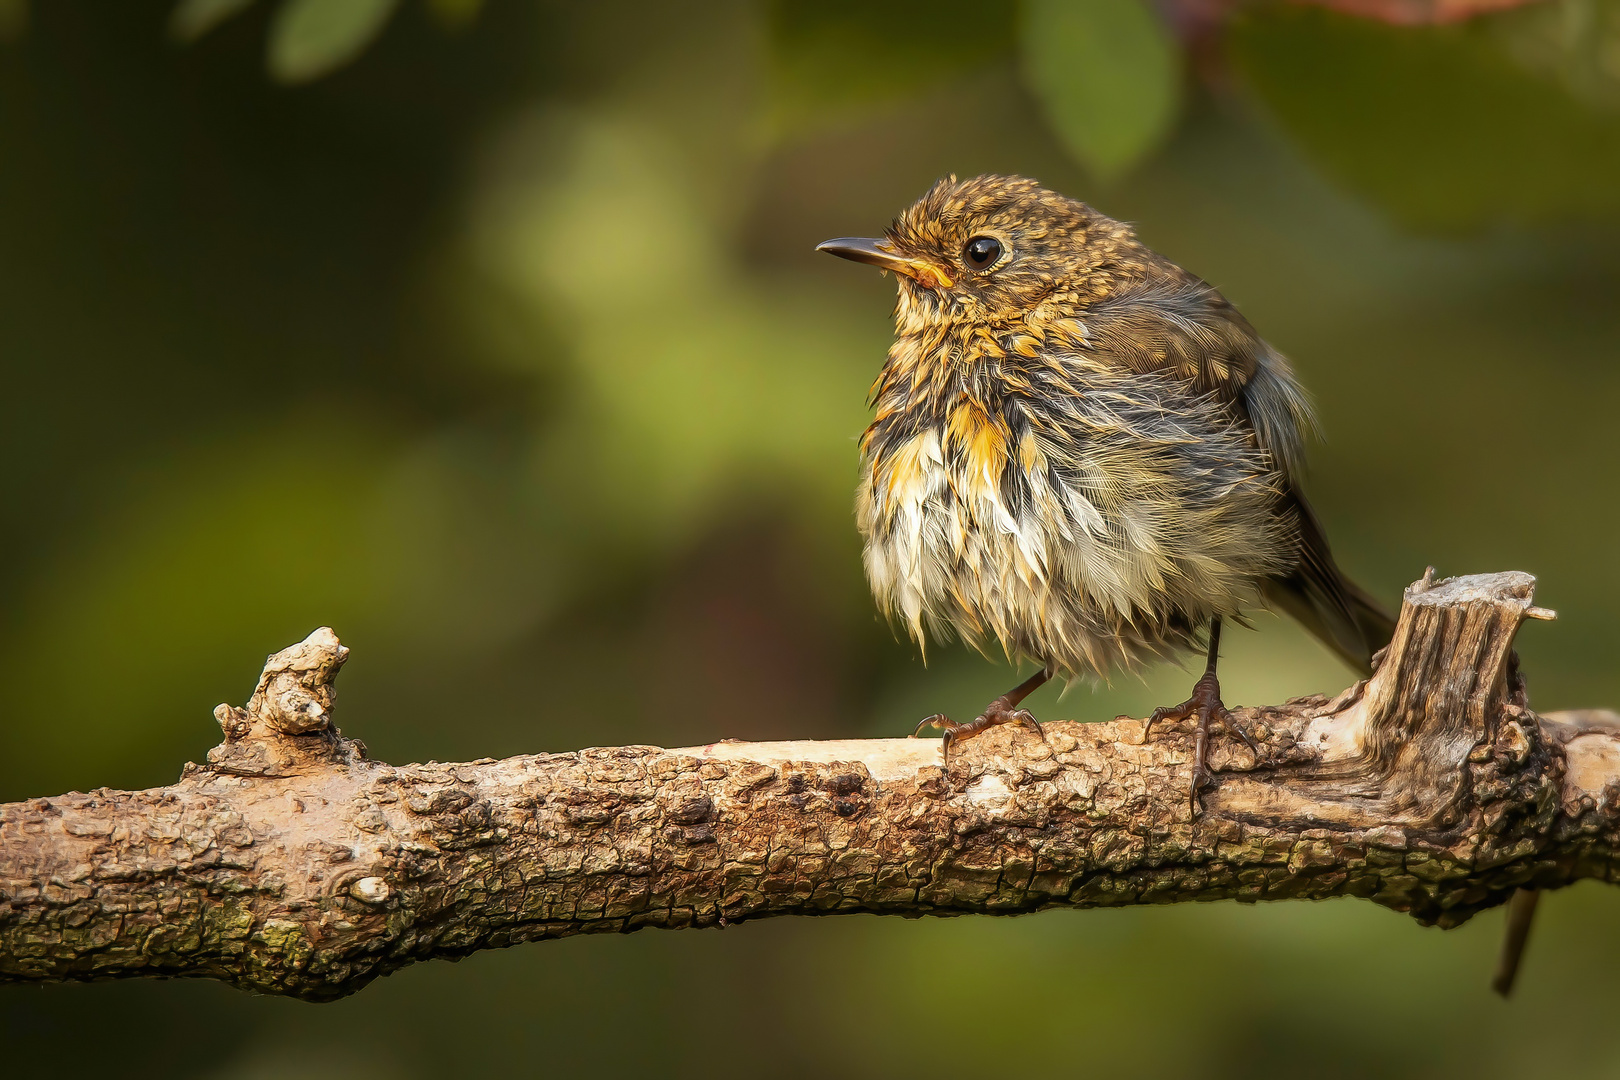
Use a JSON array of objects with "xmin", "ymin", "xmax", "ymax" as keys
[
  {"xmin": 914, "ymin": 664, "xmax": 1052, "ymax": 769},
  {"xmin": 1140, "ymin": 618, "xmax": 1254, "ymax": 817}
]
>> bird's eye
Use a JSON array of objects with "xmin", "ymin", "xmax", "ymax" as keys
[{"xmin": 963, "ymin": 236, "xmax": 1004, "ymax": 271}]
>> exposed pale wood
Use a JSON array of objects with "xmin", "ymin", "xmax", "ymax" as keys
[{"xmin": 2, "ymin": 570, "xmax": 1615, "ymax": 1002}]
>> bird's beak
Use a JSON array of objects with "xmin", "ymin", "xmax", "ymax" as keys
[{"xmin": 816, "ymin": 237, "xmax": 954, "ymax": 289}]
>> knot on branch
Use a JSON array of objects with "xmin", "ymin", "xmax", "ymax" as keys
[
  {"xmin": 206, "ymin": 627, "xmax": 362, "ymax": 777},
  {"xmin": 245, "ymin": 626, "xmax": 348, "ymax": 735}
]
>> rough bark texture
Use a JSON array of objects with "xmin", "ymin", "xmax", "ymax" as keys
[{"xmin": 3, "ymin": 570, "xmax": 1616, "ymax": 1003}]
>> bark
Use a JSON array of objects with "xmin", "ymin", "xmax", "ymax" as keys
[{"xmin": 2, "ymin": 570, "xmax": 1616, "ymax": 1003}]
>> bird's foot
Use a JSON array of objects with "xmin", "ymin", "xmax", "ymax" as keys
[
  {"xmin": 913, "ymin": 696, "xmax": 1047, "ymax": 770},
  {"xmin": 1139, "ymin": 670, "xmax": 1254, "ymax": 817}
]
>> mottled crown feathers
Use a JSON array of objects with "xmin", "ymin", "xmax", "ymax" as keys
[{"xmin": 883, "ymin": 174, "xmax": 1141, "ymax": 318}]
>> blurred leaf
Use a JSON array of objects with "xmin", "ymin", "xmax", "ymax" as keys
[
  {"xmin": 1289, "ymin": 0, "xmax": 1545, "ymax": 24},
  {"xmin": 1493, "ymin": 0, "xmax": 1620, "ymax": 111},
  {"xmin": 0, "ymin": 0, "xmax": 25, "ymax": 42},
  {"xmin": 765, "ymin": 0, "xmax": 1017, "ymax": 130},
  {"xmin": 1020, "ymin": 0, "xmax": 1180, "ymax": 180},
  {"xmin": 168, "ymin": 0, "xmax": 256, "ymax": 42},
  {"xmin": 1231, "ymin": 6, "xmax": 1620, "ymax": 229},
  {"xmin": 267, "ymin": 0, "xmax": 401, "ymax": 84}
]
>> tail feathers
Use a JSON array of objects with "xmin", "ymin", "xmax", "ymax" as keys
[{"xmin": 1263, "ymin": 495, "xmax": 1396, "ymax": 676}]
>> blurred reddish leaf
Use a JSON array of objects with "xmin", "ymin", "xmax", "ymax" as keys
[
  {"xmin": 1286, "ymin": 0, "xmax": 1548, "ymax": 24},
  {"xmin": 1162, "ymin": 0, "xmax": 1548, "ymax": 33}
]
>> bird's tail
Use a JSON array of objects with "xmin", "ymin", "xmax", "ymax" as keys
[{"xmin": 1262, "ymin": 495, "xmax": 1396, "ymax": 676}]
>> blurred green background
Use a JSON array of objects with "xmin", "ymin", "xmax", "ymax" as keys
[{"xmin": 4, "ymin": 0, "xmax": 1620, "ymax": 1075}]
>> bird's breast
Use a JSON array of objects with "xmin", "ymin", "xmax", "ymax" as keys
[
  {"xmin": 857, "ymin": 400, "xmax": 1068, "ymax": 623},
  {"xmin": 862, "ymin": 401, "xmax": 1022, "ymax": 533},
  {"xmin": 855, "ymin": 362, "xmax": 1298, "ymax": 664}
]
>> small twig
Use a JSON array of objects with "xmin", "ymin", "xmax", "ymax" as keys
[{"xmin": 1492, "ymin": 888, "xmax": 1541, "ymax": 997}]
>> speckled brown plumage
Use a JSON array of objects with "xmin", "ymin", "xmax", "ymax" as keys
[{"xmin": 820, "ymin": 175, "xmax": 1393, "ymax": 804}]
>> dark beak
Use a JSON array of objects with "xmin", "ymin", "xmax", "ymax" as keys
[{"xmin": 816, "ymin": 237, "xmax": 954, "ymax": 288}]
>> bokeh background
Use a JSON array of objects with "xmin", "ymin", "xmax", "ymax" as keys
[{"xmin": 4, "ymin": 0, "xmax": 1620, "ymax": 1075}]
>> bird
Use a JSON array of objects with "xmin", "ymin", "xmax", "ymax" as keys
[{"xmin": 817, "ymin": 174, "xmax": 1394, "ymax": 814}]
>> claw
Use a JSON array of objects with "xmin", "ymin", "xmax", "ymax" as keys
[
  {"xmin": 1002, "ymin": 708, "xmax": 1041, "ymax": 736},
  {"xmin": 1140, "ymin": 668, "xmax": 1254, "ymax": 818},
  {"xmin": 908, "ymin": 668, "xmax": 1054, "ymax": 772},
  {"xmin": 1225, "ymin": 716, "xmax": 1259, "ymax": 754}
]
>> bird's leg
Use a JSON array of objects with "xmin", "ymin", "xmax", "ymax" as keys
[
  {"xmin": 914, "ymin": 664, "xmax": 1052, "ymax": 769},
  {"xmin": 1140, "ymin": 618, "xmax": 1254, "ymax": 816}
]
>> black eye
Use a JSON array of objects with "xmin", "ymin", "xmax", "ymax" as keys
[{"xmin": 963, "ymin": 236, "xmax": 1003, "ymax": 271}]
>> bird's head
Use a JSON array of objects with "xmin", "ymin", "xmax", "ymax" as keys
[{"xmin": 818, "ymin": 174, "xmax": 1124, "ymax": 327}]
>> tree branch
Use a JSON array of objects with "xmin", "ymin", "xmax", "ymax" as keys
[{"xmin": 3, "ymin": 571, "xmax": 1615, "ymax": 1002}]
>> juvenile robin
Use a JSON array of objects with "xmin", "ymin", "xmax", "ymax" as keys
[{"xmin": 819, "ymin": 174, "xmax": 1393, "ymax": 813}]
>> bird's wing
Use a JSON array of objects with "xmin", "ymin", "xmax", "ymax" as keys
[
  {"xmin": 1076, "ymin": 275, "xmax": 1313, "ymax": 483},
  {"xmin": 1075, "ymin": 276, "xmax": 1395, "ymax": 673}
]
